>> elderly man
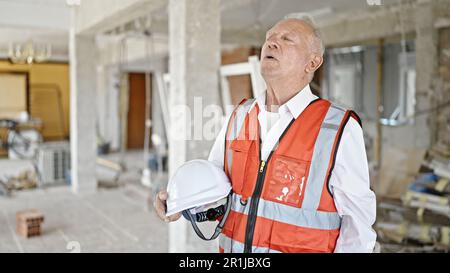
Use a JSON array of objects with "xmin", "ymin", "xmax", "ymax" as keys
[{"xmin": 155, "ymin": 15, "xmax": 376, "ymax": 253}]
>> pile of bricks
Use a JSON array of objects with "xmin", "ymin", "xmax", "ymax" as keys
[{"xmin": 16, "ymin": 209, "xmax": 44, "ymax": 238}]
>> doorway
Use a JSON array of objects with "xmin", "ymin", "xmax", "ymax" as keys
[{"xmin": 127, "ymin": 73, "xmax": 152, "ymax": 150}]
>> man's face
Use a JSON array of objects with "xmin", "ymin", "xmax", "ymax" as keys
[{"xmin": 260, "ymin": 19, "xmax": 315, "ymax": 80}]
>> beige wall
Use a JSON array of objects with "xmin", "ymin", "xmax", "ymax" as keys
[{"xmin": 0, "ymin": 61, "xmax": 70, "ymax": 139}]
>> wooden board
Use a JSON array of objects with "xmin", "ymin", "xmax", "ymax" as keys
[{"xmin": 29, "ymin": 84, "xmax": 65, "ymax": 140}]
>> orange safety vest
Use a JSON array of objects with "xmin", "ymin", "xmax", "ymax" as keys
[{"xmin": 219, "ymin": 98, "xmax": 361, "ymax": 253}]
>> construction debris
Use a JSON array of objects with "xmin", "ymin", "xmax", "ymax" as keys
[
  {"xmin": 96, "ymin": 157, "xmax": 124, "ymax": 188},
  {"xmin": 0, "ymin": 169, "xmax": 38, "ymax": 196},
  {"xmin": 16, "ymin": 209, "xmax": 44, "ymax": 238},
  {"xmin": 376, "ymin": 143, "xmax": 450, "ymax": 252}
]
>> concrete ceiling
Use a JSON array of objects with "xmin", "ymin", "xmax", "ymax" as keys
[
  {"xmin": 0, "ymin": 0, "xmax": 400, "ymax": 61},
  {"xmin": 0, "ymin": 0, "xmax": 69, "ymax": 30},
  {"xmin": 146, "ymin": 0, "xmax": 400, "ymax": 30},
  {"xmin": 0, "ymin": 0, "xmax": 70, "ymax": 60},
  {"xmin": 223, "ymin": 0, "xmax": 399, "ymax": 29},
  {"xmin": 0, "ymin": 26, "xmax": 68, "ymax": 60}
]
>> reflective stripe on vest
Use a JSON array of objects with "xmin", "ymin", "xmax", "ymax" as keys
[
  {"xmin": 301, "ymin": 105, "xmax": 347, "ymax": 211},
  {"xmin": 230, "ymin": 193, "xmax": 341, "ymax": 230},
  {"xmin": 219, "ymin": 233, "xmax": 281, "ymax": 253},
  {"xmin": 225, "ymin": 99, "xmax": 255, "ymax": 176}
]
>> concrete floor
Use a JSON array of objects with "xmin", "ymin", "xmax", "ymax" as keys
[
  {"xmin": 0, "ymin": 150, "xmax": 170, "ymax": 253},
  {"xmin": 0, "ymin": 184, "xmax": 168, "ymax": 253},
  {"xmin": 100, "ymin": 150, "xmax": 168, "ymax": 196}
]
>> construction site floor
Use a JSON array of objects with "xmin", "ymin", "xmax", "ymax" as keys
[{"xmin": 0, "ymin": 184, "xmax": 168, "ymax": 253}]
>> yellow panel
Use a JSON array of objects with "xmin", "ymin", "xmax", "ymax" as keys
[
  {"xmin": 30, "ymin": 63, "xmax": 70, "ymax": 138},
  {"xmin": 0, "ymin": 73, "xmax": 27, "ymax": 118},
  {"xmin": 30, "ymin": 85, "xmax": 65, "ymax": 139}
]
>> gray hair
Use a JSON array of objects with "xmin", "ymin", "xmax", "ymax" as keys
[{"xmin": 284, "ymin": 13, "xmax": 325, "ymax": 56}]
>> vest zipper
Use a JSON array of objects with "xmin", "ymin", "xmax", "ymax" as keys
[
  {"xmin": 259, "ymin": 160, "xmax": 266, "ymax": 172},
  {"xmin": 244, "ymin": 158, "xmax": 269, "ymax": 253},
  {"xmin": 240, "ymin": 100, "xmax": 320, "ymax": 253},
  {"xmin": 243, "ymin": 117, "xmax": 298, "ymax": 253}
]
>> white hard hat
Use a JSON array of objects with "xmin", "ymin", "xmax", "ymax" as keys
[{"xmin": 166, "ymin": 159, "xmax": 232, "ymax": 241}]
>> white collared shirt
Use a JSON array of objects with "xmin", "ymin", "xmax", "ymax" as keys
[{"xmin": 208, "ymin": 84, "xmax": 377, "ymax": 253}]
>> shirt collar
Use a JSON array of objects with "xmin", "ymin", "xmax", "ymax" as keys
[{"xmin": 255, "ymin": 84, "xmax": 318, "ymax": 119}]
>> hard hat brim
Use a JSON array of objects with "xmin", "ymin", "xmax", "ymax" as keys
[{"xmin": 165, "ymin": 190, "xmax": 231, "ymax": 217}]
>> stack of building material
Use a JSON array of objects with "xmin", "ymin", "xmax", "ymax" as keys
[
  {"xmin": 5, "ymin": 169, "xmax": 38, "ymax": 191},
  {"xmin": 16, "ymin": 209, "xmax": 44, "ymax": 238},
  {"xmin": 376, "ymin": 144, "xmax": 450, "ymax": 252}
]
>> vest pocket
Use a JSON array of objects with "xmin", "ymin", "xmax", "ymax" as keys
[
  {"xmin": 222, "ymin": 211, "xmax": 236, "ymax": 235},
  {"xmin": 269, "ymin": 221, "xmax": 331, "ymax": 253},
  {"xmin": 263, "ymin": 155, "xmax": 310, "ymax": 208},
  {"xmin": 229, "ymin": 140, "xmax": 252, "ymax": 196}
]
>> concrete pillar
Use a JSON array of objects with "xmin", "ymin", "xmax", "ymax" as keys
[
  {"xmin": 168, "ymin": 0, "xmax": 221, "ymax": 253},
  {"xmin": 415, "ymin": 1, "xmax": 439, "ymax": 148},
  {"xmin": 69, "ymin": 6, "xmax": 98, "ymax": 194}
]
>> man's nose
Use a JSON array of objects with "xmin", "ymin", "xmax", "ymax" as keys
[
  {"xmin": 267, "ymin": 42, "xmax": 278, "ymax": 49},
  {"xmin": 267, "ymin": 39, "xmax": 279, "ymax": 50},
  {"xmin": 266, "ymin": 36, "xmax": 279, "ymax": 50}
]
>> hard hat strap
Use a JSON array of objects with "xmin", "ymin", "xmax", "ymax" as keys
[
  {"xmin": 216, "ymin": 193, "xmax": 232, "ymax": 231},
  {"xmin": 195, "ymin": 205, "xmax": 225, "ymax": 222},
  {"xmin": 209, "ymin": 192, "xmax": 233, "ymax": 240},
  {"xmin": 183, "ymin": 192, "xmax": 233, "ymax": 241},
  {"xmin": 183, "ymin": 210, "xmax": 210, "ymax": 240}
]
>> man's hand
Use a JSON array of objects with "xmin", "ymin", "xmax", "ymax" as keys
[{"xmin": 154, "ymin": 190, "xmax": 181, "ymax": 222}]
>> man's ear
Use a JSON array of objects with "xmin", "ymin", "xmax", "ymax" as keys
[{"xmin": 305, "ymin": 55, "xmax": 323, "ymax": 74}]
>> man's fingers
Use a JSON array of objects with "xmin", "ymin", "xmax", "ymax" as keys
[
  {"xmin": 154, "ymin": 191, "xmax": 181, "ymax": 223},
  {"xmin": 168, "ymin": 213, "xmax": 181, "ymax": 222},
  {"xmin": 158, "ymin": 191, "xmax": 168, "ymax": 201},
  {"xmin": 155, "ymin": 203, "xmax": 167, "ymax": 220},
  {"xmin": 154, "ymin": 192, "xmax": 168, "ymax": 221}
]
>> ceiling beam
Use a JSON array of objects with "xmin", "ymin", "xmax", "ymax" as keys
[
  {"xmin": 220, "ymin": 0, "xmax": 450, "ymax": 48},
  {"xmin": 75, "ymin": 0, "xmax": 166, "ymax": 35}
]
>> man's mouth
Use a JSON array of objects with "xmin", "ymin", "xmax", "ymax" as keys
[{"xmin": 265, "ymin": 55, "xmax": 277, "ymax": 61}]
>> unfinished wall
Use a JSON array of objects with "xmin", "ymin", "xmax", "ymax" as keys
[
  {"xmin": 96, "ymin": 65, "xmax": 121, "ymax": 151},
  {"xmin": 95, "ymin": 45, "xmax": 264, "ymax": 152},
  {"xmin": 320, "ymin": 0, "xmax": 448, "ymax": 197},
  {"xmin": 324, "ymin": 42, "xmax": 414, "ymax": 168},
  {"xmin": 362, "ymin": 47, "xmax": 378, "ymax": 122},
  {"xmin": 437, "ymin": 27, "xmax": 450, "ymax": 152}
]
